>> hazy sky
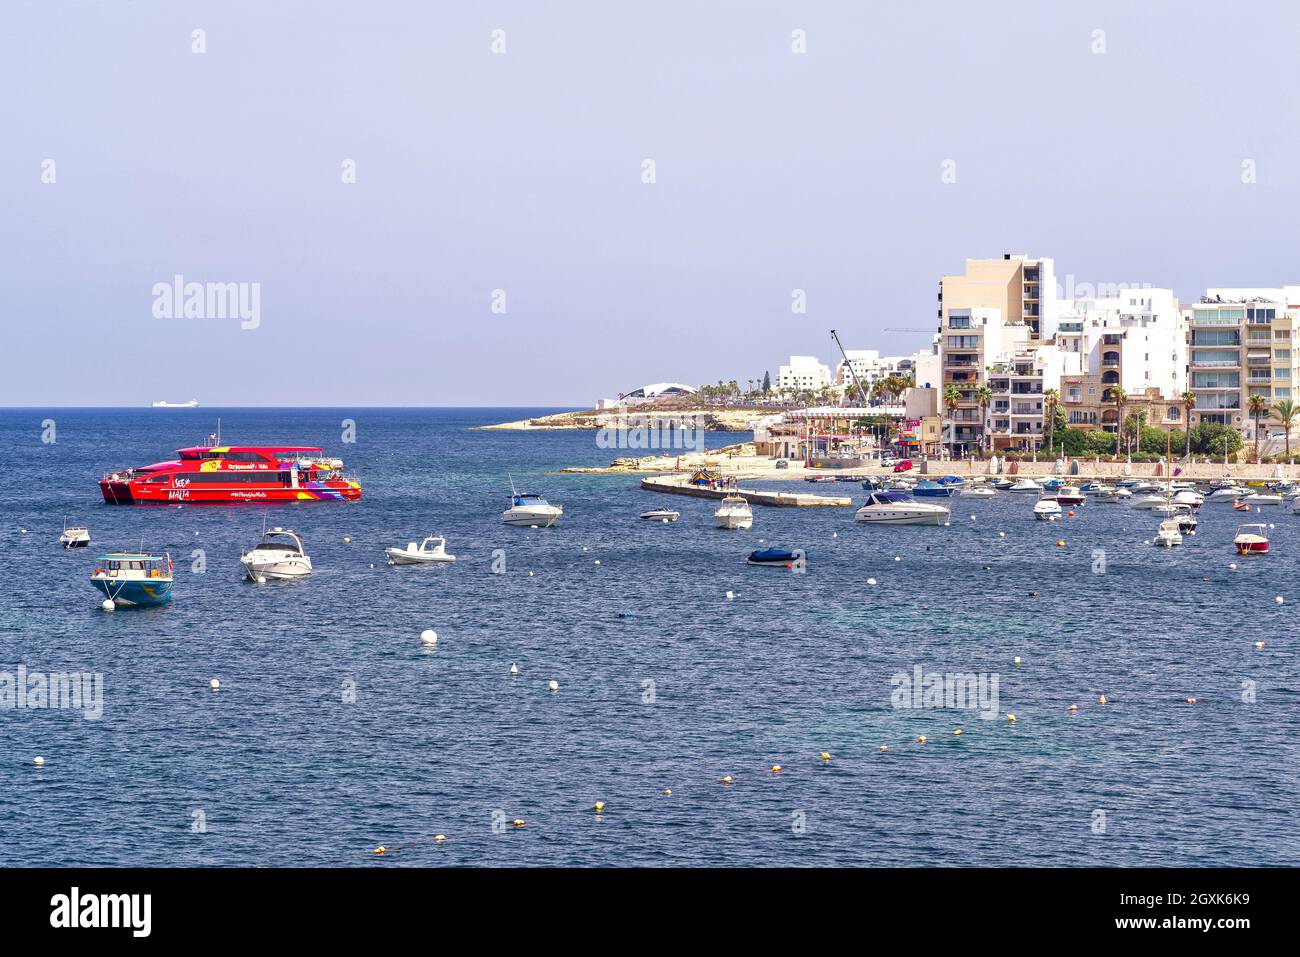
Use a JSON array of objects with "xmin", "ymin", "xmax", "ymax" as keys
[{"xmin": 3, "ymin": 1, "xmax": 1298, "ymax": 406}]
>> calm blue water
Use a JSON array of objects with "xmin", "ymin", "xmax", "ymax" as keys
[{"xmin": 1, "ymin": 408, "xmax": 1297, "ymax": 867}]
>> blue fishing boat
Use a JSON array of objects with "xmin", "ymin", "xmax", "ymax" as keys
[
  {"xmin": 937, "ymin": 475, "xmax": 964, "ymax": 486},
  {"xmin": 912, "ymin": 480, "xmax": 956, "ymax": 498},
  {"xmin": 90, "ymin": 552, "xmax": 174, "ymax": 607}
]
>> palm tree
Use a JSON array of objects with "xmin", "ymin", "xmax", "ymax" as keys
[
  {"xmin": 943, "ymin": 384, "xmax": 962, "ymax": 457},
  {"xmin": 1181, "ymin": 391, "xmax": 1196, "ymax": 457},
  {"xmin": 1248, "ymin": 394, "xmax": 1269, "ymax": 461},
  {"xmin": 1110, "ymin": 387, "xmax": 1128, "ymax": 457},
  {"xmin": 974, "ymin": 386, "xmax": 994, "ymax": 456},
  {"xmin": 1043, "ymin": 387, "xmax": 1059, "ymax": 455},
  {"xmin": 1272, "ymin": 399, "xmax": 1299, "ymax": 459}
]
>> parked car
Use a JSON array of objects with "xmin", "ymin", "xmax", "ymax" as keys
[{"xmin": 893, "ymin": 459, "xmax": 914, "ymax": 472}]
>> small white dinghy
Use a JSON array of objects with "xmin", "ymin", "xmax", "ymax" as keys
[{"xmin": 386, "ymin": 534, "xmax": 456, "ymax": 565}]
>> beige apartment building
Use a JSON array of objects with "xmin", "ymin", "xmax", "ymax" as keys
[{"xmin": 937, "ymin": 254, "xmax": 1056, "ymax": 452}]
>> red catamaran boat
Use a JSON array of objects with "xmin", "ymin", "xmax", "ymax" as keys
[{"xmin": 99, "ymin": 432, "xmax": 362, "ymax": 505}]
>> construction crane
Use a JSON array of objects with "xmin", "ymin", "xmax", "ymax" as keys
[{"xmin": 829, "ymin": 329, "xmax": 868, "ymax": 406}]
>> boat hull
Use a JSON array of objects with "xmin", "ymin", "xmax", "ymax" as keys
[
  {"xmin": 91, "ymin": 578, "xmax": 173, "ymax": 606},
  {"xmin": 502, "ymin": 508, "xmax": 562, "ymax": 527},
  {"xmin": 715, "ymin": 514, "xmax": 753, "ymax": 530},
  {"xmin": 99, "ymin": 479, "xmax": 361, "ymax": 505},
  {"xmin": 1234, "ymin": 540, "xmax": 1269, "ymax": 554},
  {"xmin": 385, "ymin": 549, "xmax": 455, "ymax": 565},
  {"xmin": 241, "ymin": 556, "xmax": 313, "ymax": 580},
  {"xmin": 854, "ymin": 508, "xmax": 948, "ymax": 525}
]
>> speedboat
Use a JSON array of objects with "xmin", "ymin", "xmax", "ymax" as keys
[
  {"xmin": 1153, "ymin": 519, "xmax": 1183, "ymax": 547},
  {"xmin": 913, "ymin": 480, "xmax": 957, "ymax": 498},
  {"xmin": 1241, "ymin": 492, "xmax": 1283, "ymax": 506},
  {"xmin": 1131, "ymin": 481, "xmax": 1162, "ymax": 494},
  {"xmin": 385, "ymin": 534, "xmax": 456, "ymax": 565},
  {"xmin": 854, "ymin": 490, "xmax": 949, "ymax": 525},
  {"xmin": 240, "ymin": 527, "xmax": 312, "ymax": 581},
  {"xmin": 60, "ymin": 519, "xmax": 90, "ymax": 549},
  {"xmin": 1234, "ymin": 524, "xmax": 1269, "ymax": 555},
  {"xmin": 640, "ymin": 507, "xmax": 681, "ymax": 522},
  {"xmin": 937, "ymin": 475, "xmax": 965, "ymax": 487},
  {"xmin": 503, "ymin": 491, "xmax": 563, "ymax": 527},
  {"xmin": 1129, "ymin": 493, "xmax": 1166, "ymax": 510},
  {"xmin": 1055, "ymin": 485, "xmax": 1085, "ymax": 506},
  {"xmin": 1151, "ymin": 499, "xmax": 1177, "ymax": 517},
  {"xmin": 747, "ymin": 548, "xmax": 802, "ymax": 567},
  {"xmin": 714, "ymin": 495, "xmax": 753, "ymax": 530},
  {"xmin": 1172, "ymin": 489, "xmax": 1204, "ymax": 508},
  {"xmin": 1173, "ymin": 504, "xmax": 1198, "ymax": 532},
  {"xmin": 91, "ymin": 552, "xmax": 174, "ymax": 606},
  {"xmin": 991, "ymin": 478, "xmax": 1015, "ymax": 490},
  {"xmin": 959, "ymin": 485, "xmax": 996, "ymax": 498},
  {"xmin": 1008, "ymin": 478, "xmax": 1042, "ymax": 493},
  {"xmin": 1208, "ymin": 485, "xmax": 1246, "ymax": 501},
  {"xmin": 1033, "ymin": 499, "xmax": 1062, "ymax": 521}
]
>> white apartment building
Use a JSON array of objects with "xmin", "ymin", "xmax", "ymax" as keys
[
  {"xmin": 833, "ymin": 350, "xmax": 913, "ymax": 391},
  {"xmin": 777, "ymin": 355, "xmax": 833, "ymax": 392},
  {"xmin": 1054, "ymin": 288, "xmax": 1187, "ymax": 398}
]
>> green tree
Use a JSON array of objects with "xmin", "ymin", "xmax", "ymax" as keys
[
  {"xmin": 974, "ymin": 386, "xmax": 994, "ymax": 455},
  {"xmin": 1249, "ymin": 393, "xmax": 1269, "ymax": 461},
  {"xmin": 943, "ymin": 385, "xmax": 962, "ymax": 456},
  {"xmin": 1110, "ymin": 387, "xmax": 1128, "ymax": 457},
  {"xmin": 1181, "ymin": 391, "xmax": 1196, "ymax": 457},
  {"xmin": 1272, "ymin": 399, "xmax": 1299, "ymax": 458},
  {"xmin": 1042, "ymin": 388, "xmax": 1059, "ymax": 454},
  {"xmin": 762, "ymin": 371, "xmax": 771, "ymax": 394}
]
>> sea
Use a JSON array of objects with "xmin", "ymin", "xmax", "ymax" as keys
[{"xmin": 1, "ymin": 408, "xmax": 1297, "ymax": 867}]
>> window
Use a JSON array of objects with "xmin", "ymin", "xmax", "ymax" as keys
[
  {"xmin": 1168, "ymin": 407, "xmax": 1180, "ymax": 420},
  {"xmin": 1276, "ymin": 329, "xmax": 1290, "ymax": 341},
  {"xmin": 1276, "ymin": 368, "xmax": 1291, "ymax": 381},
  {"xmin": 1276, "ymin": 388, "xmax": 1292, "ymax": 399},
  {"xmin": 1276, "ymin": 349, "xmax": 1291, "ymax": 360},
  {"xmin": 1088, "ymin": 386, "xmax": 1097, "ymax": 396}
]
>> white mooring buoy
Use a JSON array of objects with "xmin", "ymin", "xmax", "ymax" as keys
[
  {"xmin": 210, "ymin": 678, "xmax": 221, "ymax": 691},
  {"xmin": 420, "ymin": 629, "xmax": 438, "ymax": 646},
  {"xmin": 101, "ymin": 599, "xmax": 115, "ymax": 612},
  {"xmin": 548, "ymin": 680, "xmax": 559, "ymax": 692}
]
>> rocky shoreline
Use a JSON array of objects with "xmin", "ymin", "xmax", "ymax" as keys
[{"xmin": 474, "ymin": 407, "xmax": 766, "ymax": 432}]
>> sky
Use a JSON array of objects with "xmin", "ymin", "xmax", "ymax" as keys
[{"xmin": 2, "ymin": 0, "xmax": 1299, "ymax": 407}]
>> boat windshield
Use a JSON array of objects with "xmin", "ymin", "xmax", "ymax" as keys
[
  {"xmin": 513, "ymin": 494, "xmax": 548, "ymax": 506},
  {"xmin": 868, "ymin": 491, "xmax": 911, "ymax": 504}
]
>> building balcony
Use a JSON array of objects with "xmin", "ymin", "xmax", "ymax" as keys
[
  {"xmin": 1191, "ymin": 359, "xmax": 1239, "ymax": 368},
  {"xmin": 1191, "ymin": 316, "xmax": 1241, "ymax": 327}
]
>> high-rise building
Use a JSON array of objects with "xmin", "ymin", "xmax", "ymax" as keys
[{"xmin": 1184, "ymin": 287, "xmax": 1300, "ymax": 440}]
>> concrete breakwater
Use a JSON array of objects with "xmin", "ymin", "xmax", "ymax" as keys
[{"xmin": 640, "ymin": 474, "xmax": 852, "ymax": 507}]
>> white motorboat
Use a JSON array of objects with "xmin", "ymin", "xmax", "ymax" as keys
[
  {"xmin": 1172, "ymin": 503, "xmax": 1198, "ymax": 532},
  {"xmin": 385, "ymin": 534, "xmax": 456, "ymax": 565},
  {"xmin": 1033, "ymin": 499, "xmax": 1062, "ymax": 521},
  {"xmin": 854, "ymin": 490, "xmax": 949, "ymax": 525},
  {"xmin": 1090, "ymin": 485, "xmax": 1120, "ymax": 503},
  {"xmin": 1151, "ymin": 500, "xmax": 1178, "ymax": 517},
  {"xmin": 59, "ymin": 518, "xmax": 90, "ymax": 549},
  {"xmin": 1153, "ymin": 519, "xmax": 1183, "ymax": 547},
  {"xmin": 1241, "ymin": 492, "xmax": 1283, "ymax": 506},
  {"xmin": 1008, "ymin": 478, "xmax": 1042, "ymax": 493},
  {"xmin": 991, "ymin": 478, "xmax": 1015, "ymax": 490},
  {"xmin": 1129, "ymin": 493, "xmax": 1167, "ymax": 510},
  {"xmin": 714, "ymin": 495, "xmax": 753, "ymax": 530},
  {"xmin": 1208, "ymin": 485, "xmax": 1246, "ymax": 501},
  {"xmin": 240, "ymin": 527, "xmax": 312, "ymax": 581},
  {"xmin": 640, "ymin": 507, "xmax": 681, "ymax": 522},
  {"xmin": 1172, "ymin": 489, "xmax": 1204, "ymax": 508},
  {"xmin": 502, "ymin": 484, "xmax": 563, "ymax": 527},
  {"xmin": 959, "ymin": 486, "xmax": 997, "ymax": 498},
  {"xmin": 1131, "ymin": 481, "xmax": 1162, "ymax": 494}
]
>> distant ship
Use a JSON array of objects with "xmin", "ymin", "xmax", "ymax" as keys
[{"xmin": 151, "ymin": 400, "xmax": 199, "ymax": 408}]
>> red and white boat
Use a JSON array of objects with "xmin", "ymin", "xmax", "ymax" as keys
[
  {"xmin": 99, "ymin": 437, "xmax": 361, "ymax": 505},
  {"xmin": 1233, "ymin": 524, "xmax": 1269, "ymax": 555}
]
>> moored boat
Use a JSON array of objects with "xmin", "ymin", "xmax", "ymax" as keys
[
  {"xmin": 1033, "ymin": 499, "xmax": 1062, "ymax": 521},
  {"xmin": 385, "ymin": 534, "xmax": 456, "ymax": 565},
  {"xmin": 1233, "ymin": 523, "xmax": 1269, "ymax": 554},
  {"xmin": 714, "ymin": 495, "xmax": 753, "ymax": 530},
  {"xmin": 91, "ymin": 552, "xmax": 174, "ymax": 606},
  {"xmin": 503, "ymin": 487, "xmax": 563, "ymax": 527},
  {"xmin": 913, "ymin": 480, "xmax": 957, "ymax": 498},
  {"xmin": 1153, "ymin": 519, "xmax": 1183, "ymax": 547},
  {"xmin": 746, "ymin": 548, "xmax": 803, "ymax": 567},
  {"xmin": 60, "ymin": 519, "xmax": 90, "ymax": 549},
  {"xmin": 854, "ymin": 490, "xmax": 949, "ymax": 525},
  {"xmin": 1054, "ymin": 485, "xmax": 1085, "ymax": 506},
  {"xmin": 240, "ymin": 527, "xmax": 313, "ymax": 581},
  {"xmin": 640, "ymin": 507, "xmax": 681, "ymax": 522},
  {"xmin": 1008, "ymin": 478, "xmax": 1042, "ymax": 493}
]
